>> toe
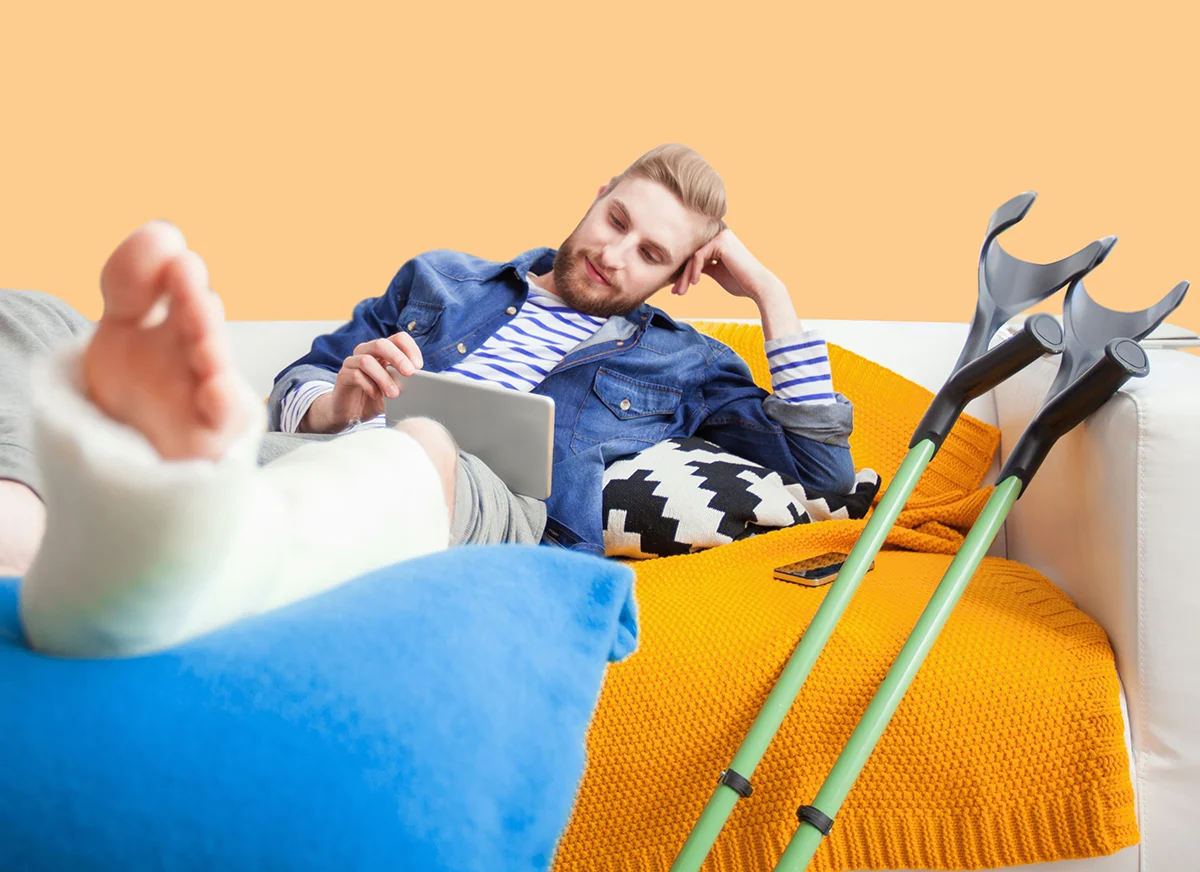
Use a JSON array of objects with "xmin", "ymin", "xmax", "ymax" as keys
[
  {"xmin": 161, "ymin": 250, "xmax": 213, "ymax": 342},
  {"xmin": 160, "ymin": 250, "xmax": 228, "ymax": 380},
  {"xmin": 188, "ymin": 332, "xmax": 228, "ymax": 381},
  {"xmin": 99, "ymin": 221, "xmax": 188, "ymax": 323},
  {"xmin": 194, "ymin": 370, "xmax": 234, "ymax": 433}
]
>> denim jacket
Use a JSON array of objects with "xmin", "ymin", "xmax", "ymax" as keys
[{"xmin": 267, "ymin": 247, "xmax": 856, "ymax": 556}]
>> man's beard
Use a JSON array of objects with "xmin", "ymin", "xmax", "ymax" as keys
[{"xmin": 550, "ymin": 240, "xmax": 638, "ymax": 319}]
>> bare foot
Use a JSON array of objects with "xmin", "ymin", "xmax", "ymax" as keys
[{"xmin": 83, "ymin": 221, "xmax": 245, "ymax": 461}]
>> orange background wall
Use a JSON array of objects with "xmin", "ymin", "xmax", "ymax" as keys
[{"xmin": 2, "ymin": 2, "xmax": 1196, "ymax": 333}]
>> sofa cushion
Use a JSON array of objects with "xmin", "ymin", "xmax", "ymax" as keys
[
  {"xmin": 0, "ymin": 545, "xmax": 637, "ymax": 872},
  {"xmin": 602, "ymin": 436, "xmax": 881, "ymax": 558}
]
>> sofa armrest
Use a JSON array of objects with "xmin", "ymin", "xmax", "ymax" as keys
[{"xmin": 992, "ymin": 348, "xmax": 1200, "ymax": 864}]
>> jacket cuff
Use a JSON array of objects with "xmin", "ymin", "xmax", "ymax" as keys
[
  {"xmin": 266, "ymin": 365, "xmax": 336, "ymax": 431},
  {"xmin": 763, "ymin": 391, "xmax": 854, "ymax": 448}
]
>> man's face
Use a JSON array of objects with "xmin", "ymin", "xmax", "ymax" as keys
[{"xmin": 548, "ymin": 176, "xmax": 709, "ymax": 317}]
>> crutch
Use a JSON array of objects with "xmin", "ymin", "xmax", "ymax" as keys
[
  {"xmin": 773, "ymin": 275, "xmax": 1188, "ymax": 871},
  {"xmin": 671, "ymin": 192, "xmax": 1114, "ymax": 871}
]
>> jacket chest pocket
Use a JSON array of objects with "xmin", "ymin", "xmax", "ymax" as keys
[
  {"xmin": 571, "ymin": 367, "xmax": 682, "ymax": 452},
  {"xmin": 397, "ymin": 301, "xmax": 444, "ymax": 339}
]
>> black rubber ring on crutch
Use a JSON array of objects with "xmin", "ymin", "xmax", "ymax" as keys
[
  {"xmin": 796, "ymin": 804, "xmax": 834, "ymax": 836},
  {"xmin": 718, "ymin": 768, "xmax": 753, "ymax": 798}
]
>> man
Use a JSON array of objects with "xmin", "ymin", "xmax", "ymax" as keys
[
  {"xmin": 0, "ymin": 143, "xmax": 853, "ymax": 657},
  {"xmin": 267, "ymin": 143, "xmax": 856, "ymax": 555}
]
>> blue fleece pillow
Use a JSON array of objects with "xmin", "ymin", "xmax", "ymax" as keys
[{"xmin": 0, "ymin": 545, "xmax": 637, "ymax": 872}]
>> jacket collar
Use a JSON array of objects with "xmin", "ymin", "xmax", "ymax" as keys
[
  {"xmin": 502, "ymin": 247, "xmax": 559, "ymax": 282},
  {"xmin": 629, "ymin": 301, "xmax": 685, "ymax": 331}
]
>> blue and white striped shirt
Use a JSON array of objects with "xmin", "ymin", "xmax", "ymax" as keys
[
  {"xmin": 440, "ymin": 281, "xmax": 606, "ymax": 391},
  {"xmin": 763, "ymin": 333, "xmax": 837, "ymax": 405}
]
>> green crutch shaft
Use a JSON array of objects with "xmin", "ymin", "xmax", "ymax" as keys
[
  {"xmin": 773, "ymin": 475, "xmax": 1023, "ymax": 871},
  {"xmin": 670, "ymin": 440, "xmax": 938, "ymax": 872}
]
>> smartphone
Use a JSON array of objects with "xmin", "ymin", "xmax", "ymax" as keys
[{"xmin": 773, "ymin": 552, "xmax": 874, "ymax": 587}]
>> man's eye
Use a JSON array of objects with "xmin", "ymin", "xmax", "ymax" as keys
[{"xmin": 609, "ymin": 214, "xmax": 656, "ymax": 262}]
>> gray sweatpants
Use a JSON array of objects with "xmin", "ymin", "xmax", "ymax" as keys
[{"xmin": 0, "ymin": 288, "xmax": 545, "ymax": 548}]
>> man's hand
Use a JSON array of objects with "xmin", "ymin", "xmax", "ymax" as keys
[
  {"xmin": 672, "ymin": 227, "xmax": 804, "ymax": 340},
  {"xmin": 670, "ymin": 227, "xmax": 783, "ymax": 303},
  {"xmin": 300, "ymin": 332, "xmax": 425, "ymax": 434}
]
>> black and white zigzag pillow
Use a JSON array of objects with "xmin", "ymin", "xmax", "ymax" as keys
[{"xmin": 602, "ymin": 437, "xmax": 881, "ymax": 559}]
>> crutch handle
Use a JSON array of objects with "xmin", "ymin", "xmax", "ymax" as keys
[
  {"xmin": 999, "ymin": 338, "xmax": 1150, "ymax": 488},
  {"xmin": 909, "ymin": 313, "xmax": 1064, "ymax": 451}
]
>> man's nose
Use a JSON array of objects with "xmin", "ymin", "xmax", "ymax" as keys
[{"xmin": 597, "ymin": 241, "xmax": 629, "ymax": 271}]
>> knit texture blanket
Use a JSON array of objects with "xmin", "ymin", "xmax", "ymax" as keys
[{"xmin": 551, "ymin": 323, "xmax": 1138, "ymax": 871}]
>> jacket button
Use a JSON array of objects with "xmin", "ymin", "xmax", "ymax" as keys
[
  {"xmin": 506, "ymin": 306, "xmax": 517, "ymax": 315},
  {"xmin": 619, "ymin": 399, "xmax": 631, "ymax": 411},
  {"xmin": 407, "ymin": 320, "xmax": 417, "ymax": 331},
  {"xmin": 457, "ymin": 342, "xmax": 467, "ymax": 354}
]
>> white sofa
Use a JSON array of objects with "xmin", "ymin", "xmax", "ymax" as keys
[{"xmin": 225, "ymin": 317, "xmax": 1200, "ymax": 872}]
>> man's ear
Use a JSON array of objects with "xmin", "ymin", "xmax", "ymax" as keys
[{"xmin": 596, "ymin": 175, "xmax": 622, "ymax": 200}]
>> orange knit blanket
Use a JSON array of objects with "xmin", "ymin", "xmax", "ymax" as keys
[{"xmin": 551, "ymin": 324, "xmax": 1137, "ymax": 871}]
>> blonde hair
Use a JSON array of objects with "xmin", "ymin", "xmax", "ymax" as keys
[{"xmin": 608, "ymin": 144, "xmax": 728, "ymax": 272}]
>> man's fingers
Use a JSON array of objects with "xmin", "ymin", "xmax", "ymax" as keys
[
  {"xmin": 356, "ymin": 336, "xmax": 413, "ymax": 375},
  {"xmin": 350, "ymin": 369, "xmax": 380, "ymax": 401},
  {"xmin": 360, "ymin": 354, "xmax": 400, "ymax": 397},
  {"xmin": 339, "ymin": 365, "xmax": 380, "ymax": 401},
  {"xmin": 372, "ymin": 335, "xmax": 417, "ymax": 372},
  {"xmin": 389, "ymin": 331, "xmax": 424, "ymax": 369},
  {"xmin": 346, "ymin": 354, "xmax": 399, "ymax": 398},
  {"xmin": 699, "ymin": 243, "xmax": 720, "ymax": 282}
]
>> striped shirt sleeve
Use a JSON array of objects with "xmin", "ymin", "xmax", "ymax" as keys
[
  {"xmin": 763, "ymin": 329, "xmax": 837, "ymax": 406},
  {"xmin": 279, "ymin": 380, "xmax": 336, "ymax": 433}
]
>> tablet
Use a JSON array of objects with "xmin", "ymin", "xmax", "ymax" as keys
[{"xmin": 383, "ymin": 368, "xmax": 555, "ymax": 499}]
